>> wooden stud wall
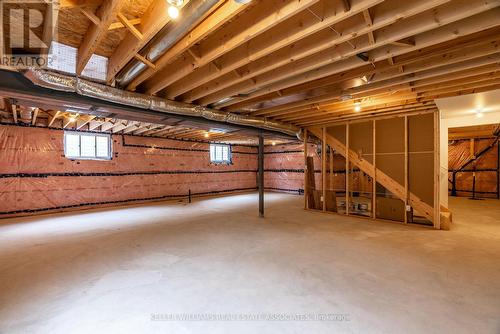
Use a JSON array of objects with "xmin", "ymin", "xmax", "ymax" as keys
[{"xmin": 305, "ymin": 111, "xmax": 440, "ymax": 228}]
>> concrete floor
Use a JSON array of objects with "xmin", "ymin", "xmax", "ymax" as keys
[{"xmin": 0, "ymin": 193, "xmax": 499, "ymax": 333}]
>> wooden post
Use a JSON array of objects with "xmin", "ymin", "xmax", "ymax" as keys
[{"xmin": 322, "ymin": 127, "xmax": 326, "ymax": 211}]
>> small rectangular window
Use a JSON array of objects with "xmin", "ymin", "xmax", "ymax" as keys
[
  {"xmin": 64, "ymin": 132, "xmax": 112, "ymax": 160},
  {"xmin": 210, "ymin": 144, "xmax": 231, "ymax": 164}
]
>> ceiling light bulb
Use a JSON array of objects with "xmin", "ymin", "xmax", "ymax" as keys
[
  {"xmin": 168, "ymin": 5, "xmax": 179, "ymax": 19},
  {"xmin": 354, "ymin": 103, "xmax": 361, "ymax": 112},
  {"xmin": 476, "ymin": 112, "xmax": 484, "ymax": 118},
  {"xmin": 272, "ymin": 141, "xmax": 276, "ymax": 146},
  {"xmin": 167, "ymin": 0, "xmax": 183, "ymax": 5},
  {"xmin": 204, "ymin": 132, "xmax": 209, "ymax": 138},
  {"xmin": 68, "ymin": 116, "xmax": 76, "ymax": 122}
]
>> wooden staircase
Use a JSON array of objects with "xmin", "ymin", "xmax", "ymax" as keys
[{"xmin": 308, "ymin": 128, "xmax": 436, "ymax": 224}]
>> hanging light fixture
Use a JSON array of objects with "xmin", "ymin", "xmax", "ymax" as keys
[
  {"xmin": 167, "ymin": 0, "xmax": 183, "ymax": 19},
  {"xmin": 354, "ymin": 102, "xmax": 362, "ymax": 112}
]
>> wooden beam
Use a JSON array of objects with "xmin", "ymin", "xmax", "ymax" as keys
[
  {"xmin": 31, "ymin": 108, "xmax": 39, "ymax": 125},
  {"xmin": 76, "ymin": 115, "xmax": 96, "ymax": 130},
  {"xmin": 77, "ymin": 0, "xmax": 123, "ymax": 75},
  {"xmin": 122, "ymin": 122, "xmax": 143, "ymax": 134},
  {"xmin": 108, "ymin": 18, "xmax": 141, "ymax": 31},
  {"xmin": 79, "ymin": 7, "xmax": 101, "ymax": 25},
  {"xmin": 100, "ymin": 120, "xmax": 119, "ymax": 132},
  {"xmin": 362, "ymin": 9, "xmax": 372, "ymax": 26},
  {"xmin": 117, "ymin": 12, "xmax": 143, "ymax": 40},
  {"xmin": 48, "ymin": 111, "xmax": 61, "ymax": 127},
  {"xmin": 107, "ymin": 0, "xmax": 223, "ymax": 84},
  {"xmin": 42, "ymin": 1, "xmax": 59, "ymax": 54},
  {"xmin": 214, "ymin": 1, "xmax": 499, "ymax": 109},
  {"xmin": 368, "ymin": 31, "xmax": 375, "ymax": 45},
  {"xmin": 160, "ymin": 0, "xmax": 383, "ymax": 99},
  {"xmin": 389, "ymin": 38, "xmax": 415, "ymax": 47},
  {"xmin": 188, "ymin": 0, "xmax": 449, "ymax": 105},
  {"xmin": 134, "ymin": 124, "xmax": 161, "ymax": 135},
  {"xmin": 60, "ymin": 0, "xmax": 102, "ymax": 8},
  {"xmin": 63, "ymin": 114, "xmax": 78, "ymax": 129},
  {"xmin": 235, "ymin": 36, "xmax": 500, "ymax": 119},
  {"xmin": 137, "ymin": 0, "xmax": 322, "ymax": 93},
  {"xmin": 256, "ymin": 48, "xmax": 500, "ymax": 121},
  {"xmin": 88, "ymin": 120, "xmax": 102, "ymax": 131},
  {"xmin": 133, "ymin": 54, "xmax": 156, "ymax": 69}
]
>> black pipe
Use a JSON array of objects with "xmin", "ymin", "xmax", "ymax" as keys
[
  {"xmin": 471, "ymin": 173, "xmax": 476, "ymax": 199},
  {"xmin": 258, "ymin": 132, "xmax": 264, "ymax": 218},
  {"xmin": 451, "ymin": 172, "xmax": 457, "ymax": 197}
]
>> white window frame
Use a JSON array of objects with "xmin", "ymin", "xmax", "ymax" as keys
[
  {"xmin": 64, "ymin": 131, "xmax": 112, "ymax": 160},
  {"xmin": 210, "ymin": 144, "xmax": 232, "ymax": 164}
]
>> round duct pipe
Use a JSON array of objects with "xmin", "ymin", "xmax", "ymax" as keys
[{"xmin": 116, "ymin": 0, "xmax": 223, "ymax": 88}]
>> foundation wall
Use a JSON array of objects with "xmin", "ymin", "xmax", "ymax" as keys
[
  {"xmin": 448, "ymin": 138, "xmax": 499, "ymax": 198},
  {"xmin": 0, "ymin": 125, "xmax": 258, "ymax": 217},
  {"xmin": 264, "ymin": 142, "xmax": 319, "ymax": 194}
]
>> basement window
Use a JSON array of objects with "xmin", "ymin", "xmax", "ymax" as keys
[
  {"xmin": 64, "ymin": 132, "xmax": 112, "ymax": 160},
  {"xmin": 210, "ymin": 144, "xmax": 231, "ymax": 164}
]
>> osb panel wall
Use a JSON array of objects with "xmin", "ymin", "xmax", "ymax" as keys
[
  {"xmin": 449, "ymin": 138, "xmax": 499, "ymax": 198},
  {"xmin": 349, "ymin": 121, "xmax": 373, "ymax": 164},
  {"xmin": 348, "ymin": 121, "xmax": 374, "ymax": 195},
  {"xmin": 408, "ymin": 113, "xmax": 435, "ymax": 206},
  {"xmin": 0, "ymin": 125, "xmax": 258, "ymax": 217},
  {"xmin": 376, "ymin": 117, "xmax": 405, "ymax": 186},
  {"xmin": 323, "ymin": 113, "xmax": 436, "ymax": 223}
]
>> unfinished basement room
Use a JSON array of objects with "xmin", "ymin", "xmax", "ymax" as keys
[{"xmin": 0, "ymin": 0, "xmax": 499, "ymax": 333}]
